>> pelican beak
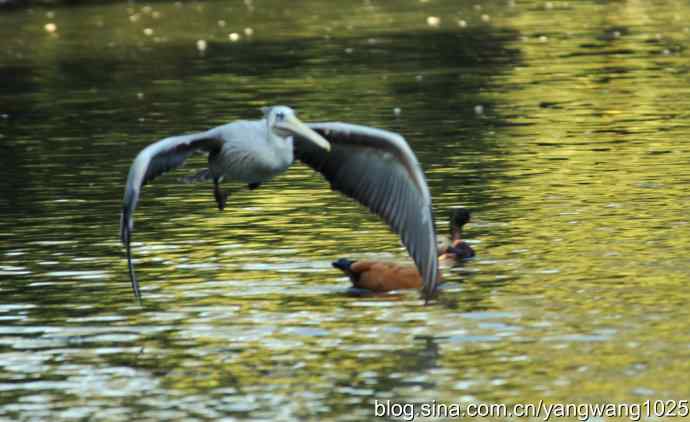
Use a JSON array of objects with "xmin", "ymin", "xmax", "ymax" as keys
[{"xmin": 278, "ymin": 115, "xmax": 331, "ymax": 151}]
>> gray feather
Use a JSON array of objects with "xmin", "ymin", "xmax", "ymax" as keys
[
  {"xmin": 294, "ymin": 122, "xmax": 439, "ymax": 301},
  {"xmin": 120, "ymin": 130, "xmax": 222, "ymax": 299}
]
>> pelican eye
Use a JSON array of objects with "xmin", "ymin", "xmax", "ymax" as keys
[{"xmin": 275, "ymin": 112, "xmax": 285, "ymax": 121}]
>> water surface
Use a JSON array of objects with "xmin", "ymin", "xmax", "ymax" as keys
[{"xmin": 1, "ymin": 0, "xmax": 690, "ymax": 420}]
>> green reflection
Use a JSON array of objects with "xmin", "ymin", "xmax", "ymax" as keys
[{"xmin": 1, "ymin": 0, "xmax": 690, "ymax": 420}]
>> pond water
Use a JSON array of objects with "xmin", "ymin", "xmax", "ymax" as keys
[{"xmin": 1, "ymin": 0, "xmax": 690, "ymax": 420}]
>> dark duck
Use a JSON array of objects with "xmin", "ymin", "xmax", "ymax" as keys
[
  {"xmin": 333, "ymin": 208, "xmax": 475, "ymax": 293},
  {"xmin": 438, "ymin": 208, "xmax": 475, "ymax": 263}
]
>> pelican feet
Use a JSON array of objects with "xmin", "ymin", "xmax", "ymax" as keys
[
  {"xmin": 214, "ymin": 188, "xmax": 229, "ymax": 211},
  {"xmin": 213, "ymin": 180, "xmax": 229, "ymax": 211}
]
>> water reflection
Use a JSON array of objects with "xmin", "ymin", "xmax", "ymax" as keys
[{"xmin": 1, "ymin": 0, "xmax": 690, "ymax": 420}]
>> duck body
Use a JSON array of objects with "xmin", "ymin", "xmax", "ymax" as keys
[
  {"xmin": 332, "ymin": 258, "xmax": 426, "ymax": 292},
  {"xmin": 438, "ymin": 239, "xmax": 475, "ymax": 263}
]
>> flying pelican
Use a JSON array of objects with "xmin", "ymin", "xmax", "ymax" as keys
[{"xmin": 120, "ymin": 106, "xmax": 439, "ymax": 302}]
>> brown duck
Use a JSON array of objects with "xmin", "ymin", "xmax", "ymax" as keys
[{"xmin": 333, "ymin": 208, "xmax": 474, "ymax": 292}]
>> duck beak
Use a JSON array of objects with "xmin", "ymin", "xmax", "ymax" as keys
[{"xmin": 278, "ymin": 115, "xmax": 331, "ymax": 151}]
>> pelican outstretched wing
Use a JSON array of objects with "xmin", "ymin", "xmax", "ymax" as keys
[
  {"xmin": 120, "ymin": 129, "xmax": 223, "ymax": 299},
  {"xmin": 294, "ymin": 122, "xmax": 439, "ymax": 302}
]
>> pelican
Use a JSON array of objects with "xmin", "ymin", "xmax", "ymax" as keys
[{"xmin": 120, "ymin": 106, "xmax": 439, "ymax": 302}]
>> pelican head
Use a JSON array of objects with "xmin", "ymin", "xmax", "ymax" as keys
[{"xmin": 262, "ymin": 105, "xmax": 331, "ymax": 151}]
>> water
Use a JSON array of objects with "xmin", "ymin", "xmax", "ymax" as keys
[{"xmin": 1, "ymin": 0, "xmax": 690, "ymax": 420}]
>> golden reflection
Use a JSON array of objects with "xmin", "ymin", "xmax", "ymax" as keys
[{"xmin": 1, "ymin": 0, "xmax": 690, "ymax": 420}]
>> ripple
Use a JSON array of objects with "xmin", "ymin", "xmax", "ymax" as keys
[
  {"xmin": 1, "ymin": 1, "xmax": 690, "ymax": 420},
  {"xmin": 44, "ymin": 270, "xmax": 109, "ymax": 280}
]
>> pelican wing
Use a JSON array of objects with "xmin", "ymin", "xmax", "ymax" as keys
[
  {"xmin": 120, "ymin": 129, "xmax": 223, "ymax": 299},
  {"xmin": 295, "ymin": 122, "xmax": 439, "ymax": 301}
]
